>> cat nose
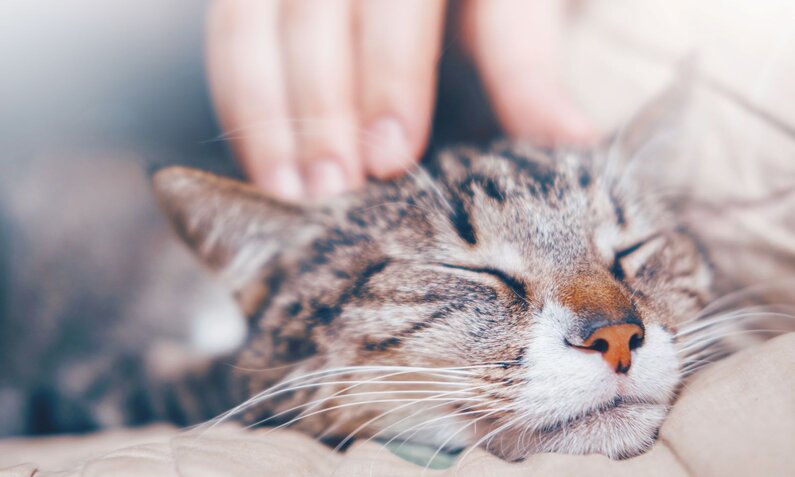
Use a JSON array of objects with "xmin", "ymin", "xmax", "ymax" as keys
[{"xmin": 572, "ymin": 323, "xmax": 645, "ymax": 374}]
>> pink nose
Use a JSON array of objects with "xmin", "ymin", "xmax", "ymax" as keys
[{"xmin": 571, "ymin": 323, "xmax": 644, "ymax": 373}]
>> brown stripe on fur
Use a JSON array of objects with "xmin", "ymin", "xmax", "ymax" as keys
[
  {"xmin": 610, "ymin": 193, "xmax": 627, "ymax": 226},
  {"xmin": 361, "ymin": 307, "xmax": 452, "ymax": 352},
  {"xmin": 245, "ymin": 265, "xmax": 286, "ymax": 323},
  {"xmin": 448, "ymin": 192, "xmax": 478, "ymax": 245},
  {"xmin": 671, "ymin": 286, "xmax": 710, "ymax": 308},
  {"xmin": 309, "ymin": 258, "xmax": 391, "ymax": 326}
]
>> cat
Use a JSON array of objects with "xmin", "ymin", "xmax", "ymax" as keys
[
  {"xmin": 1, "ymin": 76, "xmax": 736, "ymax": 462},
  {"xmin": 144, "ymin": 77, "xmax": 714, "ymax": 461}
]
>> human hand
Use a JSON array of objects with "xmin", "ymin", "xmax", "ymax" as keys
[{"xmin": 206, "ymin": 0, "xmax": 596, "ymax": 201}]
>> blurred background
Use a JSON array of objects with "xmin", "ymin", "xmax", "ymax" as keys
[
  {"xmin": 0, "ymin": 1, "xmax": 237, "ymax": 436},
  {"xmin": 0, "ymin": 0, "xmax": 219, "ymax": 163}
]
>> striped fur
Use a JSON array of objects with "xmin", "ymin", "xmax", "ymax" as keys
[{"xmin": 153, "ymin": 124, "xmax": 713, "ymax": 459}]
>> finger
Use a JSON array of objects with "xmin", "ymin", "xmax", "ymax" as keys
[
  {"xmin": 355, "ymin": 0, "xmax": 446, "ymax": 179},
  {"xmin": 281, "ymin": 0, "xmax": 363, "ymax": 198},
  {"xmin": 462, "ymin": 0, "xmax": 598, "ymax": 146},
  {"xmin": 206, "ymin": 0, "xmax": 303, "ymax": 200}
]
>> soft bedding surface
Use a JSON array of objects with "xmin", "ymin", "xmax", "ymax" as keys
[
  {"xmin": 2, "ymin": 0, "xmax": 795, "ymax": 475},
  {"xmin": 1, "ymin": 333, "xmax": 793, "ymax": 476}
]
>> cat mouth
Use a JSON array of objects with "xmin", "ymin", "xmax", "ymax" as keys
[
  {"xmin": 484, "ymin": 398, "xmax": 669, "ymax": 461},
  {"xmin": 538, "ymin": 396, "xmax": 661, "ymax": 435}
]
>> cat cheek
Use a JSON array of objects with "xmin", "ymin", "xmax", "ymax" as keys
[{"xmin": 623, "ymin": 325, "xmax": 680, "ymax": 402}]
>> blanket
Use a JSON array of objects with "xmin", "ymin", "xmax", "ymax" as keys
[{"xmin": 1, "ymin": 333, "xmax": 792, "ymax": 476}]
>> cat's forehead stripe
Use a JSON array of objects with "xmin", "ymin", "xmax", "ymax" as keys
[
  {"xmin": 461, "ymin": 174, "xmax": 505, "ymax": 202},
  {"xmin": 448, "ymin": 191, "xmax": 478, "ymax": 245}
]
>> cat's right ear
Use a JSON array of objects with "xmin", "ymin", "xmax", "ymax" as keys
[
  {"xmin": 152, "ymin": 167, "xmax": 322, "ymax": 289},
  {"xmin": 612, "ymin": 60, "xmax": 695, "ymax": 164}
]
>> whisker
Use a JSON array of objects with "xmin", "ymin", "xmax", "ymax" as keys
[
  {"xmin": 681, "ymin": 360, "xmax": 724, "ymax": 377},
  {"xmin": 516, "ymin": 416, "xmax": 536, "ymax": 456},
  {"xmin": 248, "ymin": 386, "xmax": 474, "ymax": 430},
  {"xmin": 194, "ymin": 365, "xmax": 487, "ymax": 433},
  {"xmin": 680, "ymin": 356, "xmax": 724, "ymax": 370},
  {"xmin": 682, "ymin": 353, "xmax": 717, "ymax": 367},
  {"xmin": 369, "ymin": 401, "xmax": 483, "ymax": 449},
  {"xmin": 364, "ymin": 383, "xmax": 522, "ymax": 453},
  {"xmin": 391, "ymin": 406, "xmax": 508, "ymax": 450},
  {"xmin": 200, "ymin": 118, "xmax": 372, "ymax": 144},
  {"xmin": 354, "ymin": 398, "xmax": 503, "ymax": 477},
  {"xmin": 681, "ymin": 279, "xmax": 795, "ymax": 324},
  {"xmin": 237, "ymin": 377, "xmax": 469, "ymax": 425},
  {"xmin": 679, "ymin": 323, "xmax": 790, "ymax": 346},
  {"xmin": 451, "ymin": 409, "xmax": 532, "ymax": 473},
  {"xmin": 677, "ymin": 328, "xmax": 788, "ymax": 355},
  {"xmin": 279, "ymin": 367, "xmax": 479, "ymax": 432},
  {"xmin": 328, "ymin": 384, "xmax": 499, "ymax": 453},
  {"xmin": 676, "ymin": 308, "xmax": 795, "ymax": 337},
  {"xmin": 679, "ymin": 344, "xmax": 730, "ymax": 363},
  {"xmin": 265, "ymin": 397, "xmax": 489, "ymax": 437},
  {"xmin": 378, "ymin": 406, "xmax": 514, "ymax": 476},
  {"xmin": 224, "ymin": 360, "xmax": 310, "ymax": 373},
  {"xmin": 422, "ymin": 408, "xmax": 510, "ymax": 476}
]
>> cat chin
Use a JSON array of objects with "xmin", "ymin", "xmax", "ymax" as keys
[{"xmin": 484, "ymin": 402, "xmax": 669, "ymax": 461}]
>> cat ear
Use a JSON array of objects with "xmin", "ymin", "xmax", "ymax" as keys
[
  {"xmin": 152, "ymin": 167, "xmax": 322, "ymax": 288},
  {"xmin": 613, "ymin": 61, "xmax": 695, "ymax": 163}
]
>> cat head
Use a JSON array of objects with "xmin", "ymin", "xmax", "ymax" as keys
[{"xmin": 153, "ymin": 78, "xmax": 711, "ymax": 460}]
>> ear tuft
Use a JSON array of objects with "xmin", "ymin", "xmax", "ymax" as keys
[
  {"xmin": 153, "ymin": 166, "xmax": 266, "ymax": 209},
  {"xmin": 153, "ymin": 166, "xmax": 269, "ymax": 260},
  {"xmin": 615, "ymin": 59, "xmax": 696, "ymax": 162},
  {"xmin": 153, "ymin": 167, "xmax": 315, "ymax": 289}
]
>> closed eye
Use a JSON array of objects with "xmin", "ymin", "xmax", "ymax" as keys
[
  {"xmin": 437, "ymin": 263, "xmax": 527, "ymax": 301},
  {"xmin": 610, "ymin": 235, "xmax": 662, "ymax": 282}
]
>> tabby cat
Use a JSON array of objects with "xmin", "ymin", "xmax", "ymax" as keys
[{"xmin": 1, "ymin": 79, "xmax": 724, "ymax": 461}]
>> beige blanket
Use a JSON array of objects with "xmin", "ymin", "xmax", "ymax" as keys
[
  {"xmin": 3, "ymin": 0, "xmax": 794, "ymax": 475},
  {"xmin": 1, "ymin": 333, "xmax": 792, "ymax": 476}
]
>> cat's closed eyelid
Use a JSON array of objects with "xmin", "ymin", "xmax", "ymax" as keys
[
  {"xmin": 435, "ymin": 263, "xmax": 527, "ymax": 300},
  {"xmin": 610, "ymin": 234, "xmax": 665, "ymax": 282}
]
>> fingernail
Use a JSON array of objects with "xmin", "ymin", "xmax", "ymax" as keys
[
  {"xmin": 363, "ymin": 117, "xmax": 412, "ymax": 179},
  {"xmin": 253, "ymin": 163, "xmax": 304, "ymax": 202},
  {"xmin": 303, "ymin": 158, "xmax": 348, "ymax": 199}
]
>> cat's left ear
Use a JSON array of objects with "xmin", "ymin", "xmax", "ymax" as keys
[
  {"xmin": 611, "ymin": 61, "xmax": 695, "ymax": 164},
  {"xmin": 153, "ymin": 167, "xmax": 323, "ymax": 289}
]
